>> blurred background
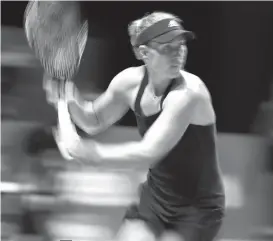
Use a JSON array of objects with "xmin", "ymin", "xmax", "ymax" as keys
[{"xmin": 1, "ymin": 1, "xmax": 273, "ymax": 241}]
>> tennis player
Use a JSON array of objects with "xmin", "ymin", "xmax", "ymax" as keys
[{"xmin": 52, "ymin": 11, "xmax": 226, "ymax": 241}]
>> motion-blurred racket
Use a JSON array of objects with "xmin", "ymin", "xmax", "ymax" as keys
[
  {"xmin": 24, "ymin": 0, "xmax": 88, "ymax": 95},
  {"xmin": 24, "ymin": 1, "xmax": 88, "ymax": 160}
]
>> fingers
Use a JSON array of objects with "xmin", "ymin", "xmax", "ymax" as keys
[
  {"xmin": 53, "ymin": 127, "xmax": 84, "ymax": 166},
  {"xmin": 43, "ymin": 69, "xmax": 78, "ymax": 111},
  {"xmin": 57, "ymin": 99, "xmax": 80, "ymax": 142},
  {"xmin": 43, "ymin": 76, "xmax": 60, "ymax": 106},
  {"xmin": 53, "ymin": 88, "xmax": 99, "ymax": 167},
  {"xmin": 55, "ymin": 98, "xmax": 84, "ymax": 163},
  {"xmin": 52, "ymin": 127, "xmax": 73, "ymax": 161}
]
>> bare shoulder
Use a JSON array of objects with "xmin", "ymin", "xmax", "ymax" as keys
[
  {"xmin": 161, "ymin": 70, "xmax": 215, "ymax": 125},
  {"xmin": 108, "ymin": 66, "xmax": 144, "ymax": 95},
  {"xmin": 180, "ymin": 71, "xmax": 216, "ymax": 124},
  {"xmin": 182, "ymin": 70, "xmax": 211, "ymax": 98},
  {"xmin": 164, "ymin": 70, "xmax": 212, "ymax": 112},
  {"xmin": 169, "ymin": 70, "xmax": 212, "ymax": 101}
]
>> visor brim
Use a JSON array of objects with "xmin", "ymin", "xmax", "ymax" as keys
[{"xmin": 152, "ymin": 30, "xmax": 195, "ymax": 44}]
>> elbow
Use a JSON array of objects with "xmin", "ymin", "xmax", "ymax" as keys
[
  {"xmin": 142, "ymin": 140, "xmax": 174, "ymax": 164},
  {"xmin": 138, "ymin": 151, "xmax": 164, "ymax": 168},
  {"xmin": 83, "ymin": 125, "xmax": 106, "ymax": 136},
  {"xmin": 148, "ymin": 151, "xmax": 167, "ymax": 163},
  {"xmin": 139, "ymin": 143, "xmax": 165, "ymax": 165}
]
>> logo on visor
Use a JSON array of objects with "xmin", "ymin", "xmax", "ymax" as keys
[{"xmin": 168, "ymin": 20, "xmax": 180, "ymax": 28}]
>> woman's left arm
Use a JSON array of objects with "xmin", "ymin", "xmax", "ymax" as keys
[{"xmin": 70, "ymin": 88, "xmax": 202, "ymax": 165}]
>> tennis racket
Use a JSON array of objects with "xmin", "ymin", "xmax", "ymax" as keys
[
  {"xmin": 24, "ymin": 0, "xmax": 88, "ymax": 95},
  {"xmin": 24, "ymin": 1, "xmax": 88, "ymax": 160}
]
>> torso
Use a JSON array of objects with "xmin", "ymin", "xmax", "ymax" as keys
[
  {"xmin": 120, "ymin": 65, "xmax": 225, "ymax": 212},
  {"xmin": 123, "ymin": 65, "xmax": 216, "ymax": 125}
]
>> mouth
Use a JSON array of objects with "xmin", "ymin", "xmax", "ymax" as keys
[
  {"xmin": 171, "ymin": 62, "xmax": 182, "ymax": 67},
  {"xmin": 171, "ymin": 57, "xmax": 183, "ymax": 64}
]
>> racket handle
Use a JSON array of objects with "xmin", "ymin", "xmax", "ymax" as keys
[
  {"xmin": 64, "ymin": 80, "xmax": 77, "ymax": 103},
  {"xmin": 57, "ymin": 78, "xmax": 67, "ymax": 100}
]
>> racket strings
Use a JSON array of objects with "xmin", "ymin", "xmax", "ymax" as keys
[{"xmin": 24, "ymin": 1, "xmax": 87, "ymax": 80}]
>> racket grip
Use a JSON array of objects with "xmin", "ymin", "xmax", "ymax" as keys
[
  {"xmin": 64, "ymin": 80, "xmax": 77, "ymax": 103},
  {"xmin": 57, "ymin": 78, "xmax": 67, "ymax": 99}
]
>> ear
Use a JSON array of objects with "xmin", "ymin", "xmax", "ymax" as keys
[
  {"xmin": 132, "ymin": 47, "xmax": 142, "ymax": 60},
  {"xmin": 138, "ymin": 45, "xmax": 149, "ymax": 60}
]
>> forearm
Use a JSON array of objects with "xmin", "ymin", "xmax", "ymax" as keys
[
  {"xmin": 82, "ymin": 140, "xmax": 157, "ymax": 167},
  {"xmin": 67, "ymin": 82, "xmax": 94, "ymax": 112},
  {"xmin": 66, "ymin": 84, "xmax": 106, "ymax": 135},
  {"xmin": 67, "ymin": 101, "xmax": 105, "ymax": 135}
]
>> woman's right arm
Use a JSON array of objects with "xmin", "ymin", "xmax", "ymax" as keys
[{"xmin": 66, "ymin": 69, "xmax": 131, "ymax": 136}]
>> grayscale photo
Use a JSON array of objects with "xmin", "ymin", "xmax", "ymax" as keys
[{"xmin": 1, "ymin": 1, "xmax": 273, "ymax": 241}]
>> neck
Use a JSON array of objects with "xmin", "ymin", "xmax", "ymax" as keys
[{"xmin": 145, "ymin": 66, "xmax": 173, "ymax": 97}]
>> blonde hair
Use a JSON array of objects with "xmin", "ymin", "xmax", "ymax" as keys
[
  {"xmin": 128, "ymin": 11, "xmax": 182, "ymax": 60},
  {"xmin": 128, "ymin": 11, "xmax": 182, "ymax": 45}
]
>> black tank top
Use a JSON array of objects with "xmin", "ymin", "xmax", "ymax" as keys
[{"xmin": 134, "ymin": 68, "xmax": 225, "ymax": 215}]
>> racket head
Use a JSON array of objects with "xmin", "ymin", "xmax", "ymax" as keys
[{"xmin": 24, "ymin": 1, "xmax": 88, "ymax": 81}]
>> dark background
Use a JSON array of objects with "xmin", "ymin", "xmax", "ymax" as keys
[{"xmin": 2, "ymin": 1, "xmax": 273, "ymax": 133}]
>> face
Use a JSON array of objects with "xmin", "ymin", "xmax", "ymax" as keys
[{"xmin": 145, "ymin": 35, "xmax": 188, "ymax": 78}]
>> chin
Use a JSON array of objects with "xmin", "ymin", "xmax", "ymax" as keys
[{"xmin": 169, "ymin": 67, "xmax": 181, "ymax": 78}]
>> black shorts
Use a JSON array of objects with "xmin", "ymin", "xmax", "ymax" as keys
[{"xmin": 124, "ymin": 184, "xmax": 225, "ymax": 240}]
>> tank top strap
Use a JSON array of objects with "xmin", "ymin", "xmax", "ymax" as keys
[
  {"xmin": 160, "ymin": 74, "xmax": 185, "ymax": 110},
  {"xmin": 134, "ymin": 67, "xmax": 149, "ymax": 115}
]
